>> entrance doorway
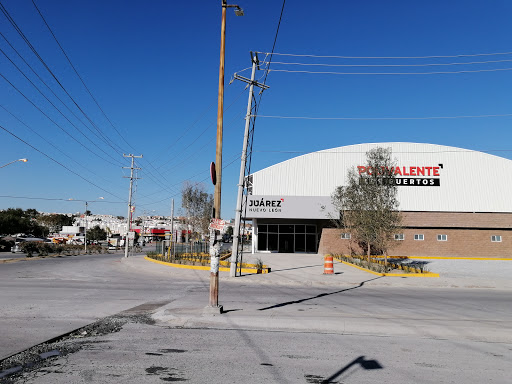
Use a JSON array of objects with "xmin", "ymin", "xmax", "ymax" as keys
[{"xmin": 257, "ymin": 224, "xmax": 317, "ymax": 253}]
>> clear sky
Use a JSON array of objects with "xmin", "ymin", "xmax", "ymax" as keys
[{"xmin": 0, "ymin": 0, "xmax": 511, "ymax": 219}]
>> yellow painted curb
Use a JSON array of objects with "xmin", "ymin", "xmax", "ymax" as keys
[
  {"xmin": 372, "ymin": 255, "xmax": 512, "ymax": 261},
  {"xmin": 404, "ymin": 256, "xmax": 512, "ymax": 261},
  {"xmin": 144, "ymin": 256, "xmax": 270, "ymax": 274},
  {"xmin": 337, "ymin": 260, "xmax": 439, "ymax": 278}
]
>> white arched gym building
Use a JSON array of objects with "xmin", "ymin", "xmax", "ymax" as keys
[{"xmin": 244, "ymin": 142, "xmax": 512, "ymax": 258}]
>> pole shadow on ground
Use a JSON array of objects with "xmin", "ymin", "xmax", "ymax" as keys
[
  {"xmin": 258, "ymin": 276, "xmax": 383, "ymax": 311},
  {"xmin": 305, "ymin": 355, "xmax": 383, "ymax": 383}
]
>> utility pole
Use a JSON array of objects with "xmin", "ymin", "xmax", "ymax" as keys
[
  {"xmin": 230, "ymin": 52, "xmax": 269, "ymax": 277},
  {"xmin": 84, "ymin": 201, "xmax": 88, "ymax": 253},
  {"xmin": 170, "ymin": 198, "xmax": 175, "ymax": 258},
  {"xmin": 123, "ymin": 154, "xmax": 142, "ymax": 258},
  {"xmin": 205, "ymin": 0, "xmax": 244, "ymax": 315}
]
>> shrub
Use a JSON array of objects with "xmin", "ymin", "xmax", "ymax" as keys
[{"xmin": 20, "ymin": 241, "xmax": 38, "ymax": 257}]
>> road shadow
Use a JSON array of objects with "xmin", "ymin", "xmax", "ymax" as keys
[
  {"xmin": 258, "ymin": 276, "xmax": 383, "ymax": 311},
  {"xmin": 305, "ymin": 355, "xmax": 383, "ymax": 383}
]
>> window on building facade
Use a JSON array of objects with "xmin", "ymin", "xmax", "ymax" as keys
[
  {"xmin": 414, "ymin": 234, "xmax": 424, "ymax": 241},
  {"xmin": 341, "ymin": 233, "xmax": 351, "ymax": 239},
  {"xmin": 491, "ymin": 235, "xmax": 502, "ymax": 242},
  {"xmin": 394, "ymin": 233, "xmax": 404, "ymax": 241},
  {"xmin": 437, "ymin": 234, "xmax": 447, "ymax": 241}
]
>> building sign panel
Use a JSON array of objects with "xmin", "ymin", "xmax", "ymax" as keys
[
  {"xmin": 244, "ymin": 195, "xmax": 336, "ymax": 219},
  {"xmin": 357, "ymin": 164, "xmax": 442, "ymax": 186}
]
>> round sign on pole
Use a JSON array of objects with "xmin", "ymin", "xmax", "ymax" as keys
[{"xmin": 210, "ymin": 162, "xmax": 216, "ymax": 185}]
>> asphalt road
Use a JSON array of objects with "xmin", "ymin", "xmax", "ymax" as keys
[
  {"xmin": 1, "ymin": 252, "xmax": 511, "ymax": 383},
  {"xmin": 0, "ymin": 250, "xmax": 184, "ymax": 358}
]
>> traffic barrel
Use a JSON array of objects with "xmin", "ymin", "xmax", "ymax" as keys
[{"xmin": 324, "ymin": 255, "xmax": 334, "ymax": 274}]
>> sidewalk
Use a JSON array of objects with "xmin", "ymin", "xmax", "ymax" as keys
[
  {"xmin": 244, "ymin": 252, "xmax": 512, "ymax": 289},
  {"xmin": 143, "ymin": 252, "xmax": 512, "ymax": 290},
  {"xmin": 133, "ymin": 253, "xmax": 512, "ymax": 342}
]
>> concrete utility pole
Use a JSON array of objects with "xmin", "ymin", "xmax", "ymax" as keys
[
  {"xmin": 170, "ymin": 198, "xmax": 175, "ymax": 258},
  {"xmin": 206, "ymin": 0, "xmax": 244, "ymax": 314},
  {"xmin": 230, "ymin": 52, "xmax": 269, "ymax": 277},
  {"xmin": 84, "ymin": 201, "xmax": 88, "ymax": 253},
  {"xmin": 123, "ymin": 154, "xmax": 142, "ymax": 258}
]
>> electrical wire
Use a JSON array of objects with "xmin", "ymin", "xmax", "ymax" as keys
[
  {"xmin": 267, "ymin": 67, "xmax": 512, "ymax": 75},
  {"xmin": 31, "ymin": 0, "xmax": 136, "ymax": 155},
  {"xmin": 254, "ymin": 113, "xmax": 512, "ymax": 120},
  {"xmin": 253, "ymin": 149, "xmax": 512, "ymax": 154},
  {"xmin": 0, "ymin": 71, "xmax": 124, "ymax": 167},
  {"xmin": 0, "ymin": 31, "xmax": 125, "ymax": 162},
  {"xmin": 0, "ymin": 195, "xmax": 123, "ymax": 203},
  {"xmin": 137, "ymin": 152, "xmax": 242, "ymax": 207},
  {"xmin": 154, "ymin": 86, "xmax": 246, "ymax": 172},
  {"xmin": 0, "ymin": 123, "xmax": 126, "ymax": 201},
  {"xmin": 0, "ymin": 104, "xmax": 121, "ymax": 188},
  {"xmin": 255, "ymin": 51, "xmax": 512, "ymax": 59},
  {"xmin": 0, "ymin": 48, "xmax": 125, "ymax": 167},
  {"xmin": 264, "ymin": 58, "xmax": 512, "ymax": 68},
  {"xmin": 0, "ymin": 1, "xmax": 128, "ymax": 160}
]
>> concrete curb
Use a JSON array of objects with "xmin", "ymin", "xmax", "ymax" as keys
[
  {"xmin": 404, "ymin": 256, "xmax": 512, "ymax": 260},
  {"xmin": 144, "ymin": 256, "xmax": 270, "ymax": 274}
]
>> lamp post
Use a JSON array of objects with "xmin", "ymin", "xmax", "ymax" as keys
[
  {"xmin": 68, "ymin": 197, "xmax": 104, "ymax": 252},
  {"xmin": 84, "ymin": 197, "xmax": 104, "ymax": 252},
  {"xmin": 0, "ymin": 158, "xmax": 28, "ymax": 168},
  {"xmin": 207, "ymin": 0, "xmax": 244, "ymax": 314}
]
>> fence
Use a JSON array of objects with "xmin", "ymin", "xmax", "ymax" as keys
[{"xmin": 151, "ymin": 240, "xmax": 231, "ymax": 265}]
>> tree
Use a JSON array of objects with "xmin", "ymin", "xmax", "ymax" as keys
[
  {"xmin": 181, "ymin": 182, "xmax": 214, "ymax": 239},
  {"xmin": 331, "ymin": 147, "xmax": 402, "ymax": 263},
  {"xmin": 87, "ymin": 225, "xmax": 107, "ymax": 242},
  {"xmin": 37, "ymin": 214, "xmax": 74, "ymax": 234},
  {"xmin": 0, "ymin": 208, "xmax": 46, "ymax": 236}
]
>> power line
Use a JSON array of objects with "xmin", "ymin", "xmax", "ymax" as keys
[
  {"xmin": 0, "ymin": 71, "xmax": 123, "ymax": 167},
  {"xmin": 154, "ymin": 86, "xmax": 246, "ymax": 172},
  {"xmin": 0, "ymin": 1, "xmax": 128, "ymax": 160},
  {"xmin": 0, "ymin": 195, "xmax": 123, "ymax": 203},
  {"xmin": 137, "ymin": 152, "xmax": 242, "ymax": 205},
  {"xmin": 265, "ymin": 58, "xmax": 512, "ymax": 68},
  {"xmin": 0, "ymin": 123, "xmax": 126, "ymax": 201},
  {"xmin": 0, "ymin": 31, "xmax": 125, "ymax": 161},
  {"xmin": 267, "ymin": 67, "xmax": 512, "ymax": 75},
  {"xmin": 30, "ymin": 0, "xmax": 136, "ymax": 155},
  {"xmin": 0, "ymin": 103, "xmax": 120, "ymax": 188},
  {"xmin": 0, "ymin": 48, "xmax": 125, "ymax": 167},
  {"xmin": 255, "ymin": 113, "xmax": 512, "ymax": 120},
  {"xmin": 253, "ymin": 149, "xmax": 512, "ymax": 154},
  {"xmin": 256, "ymin": 51, "xmax": 512, "ymax": 59}
]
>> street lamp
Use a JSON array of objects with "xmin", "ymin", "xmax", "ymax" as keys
[
  {"xmin": 207, "ymin": 0, "xmax": 244, "ymax": 314},
  {"xmin": 84, "ymin": 197, "xmax": 104, "ymax": 252},
  {"xmin": 68, "ymin": 197, "xmax": 104, "ymax": 252},
  {"xmin": 0, "ymin": 158, "xmax": 28, "ymax": 168}
]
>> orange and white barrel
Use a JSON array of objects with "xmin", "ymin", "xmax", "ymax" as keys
[{"xmin": 324, "ymin": 255, "xmax": 334, "ymax": 274}]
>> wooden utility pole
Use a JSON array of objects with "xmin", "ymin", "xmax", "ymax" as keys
[{"xmin": 206, "ymin": 0, "xmax": 244, "ymax": 314}]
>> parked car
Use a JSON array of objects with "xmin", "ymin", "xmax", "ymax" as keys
[{"xmin": 11, "ymin": 237, "xmax": 48, "ymax": 253}]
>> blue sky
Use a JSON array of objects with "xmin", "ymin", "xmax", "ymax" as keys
[{"xmin": 0, "ymin": 0, "xmax": 511, "ymax": 219}]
